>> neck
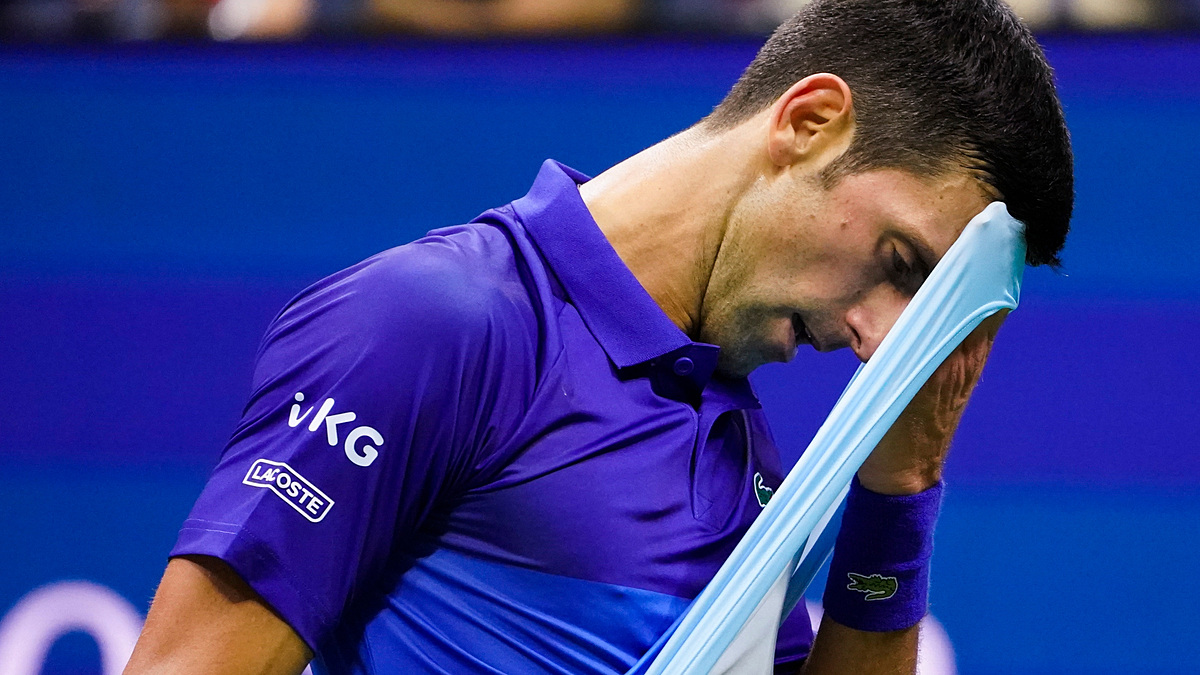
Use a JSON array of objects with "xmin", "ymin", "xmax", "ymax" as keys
[{"xmin": 579, "ymin": 124, "xmax": 759, "ymax": 337}]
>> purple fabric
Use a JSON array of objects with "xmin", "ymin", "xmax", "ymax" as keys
[
  {"xmin": 823, "ymin": 476, "xmax": 943, "ymax": 633},
  {"xmin": 172, "ymin": 225, "xmax": 541, "ymax": 646},
  {"xmin": 509, "ymin": 162, "xmax": 695, "ymax": 371},
  {"xmin": 170, "ymin": 160, "xmax": 812, "ymax": 667}
]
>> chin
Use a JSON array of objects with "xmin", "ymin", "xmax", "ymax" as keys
[
  {"xmin": 702, "ymin": 317, "xmax": 783, "ymax": 378},
  {"xmin": 712, "ymin": 348, "xmax": 749, "ymax": 379},
  {"xmin": 714, "ymin": 360, "xmax": 755, "ymax": 380},
  {"xmin": 714, "ymin": 343, "xmax": 779, "ymax": 379}
]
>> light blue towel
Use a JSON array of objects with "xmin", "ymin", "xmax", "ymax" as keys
[{"xmin": 631, "ymin": 202, "xmax": 1027, "ymax": 675}]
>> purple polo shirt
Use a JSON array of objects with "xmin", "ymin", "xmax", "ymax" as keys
[{"xmin": 172, "ymin": 160, "xmax": 813, "ymax": 673}]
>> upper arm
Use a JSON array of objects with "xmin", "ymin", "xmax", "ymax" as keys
[
  {"xmin": 162, "ymin": 240, "xmax": 537, "ymax": 652},
  {"xmin": 125, "ymin": 556, "xmax": 311, "ymax": 675}
]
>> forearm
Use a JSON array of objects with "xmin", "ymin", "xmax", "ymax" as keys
[
  {"xmin": 796, "ymin": 315, "xmax": 1005, "ymax": 673},
  {"xmin": 801, "ymin": 616, "xmax": 918, "ymax": 675},
  {"xmin": 798, "ymin": 476, "xmax": 941, "ymax": 675}
]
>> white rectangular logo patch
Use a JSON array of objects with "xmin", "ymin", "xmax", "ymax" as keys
[{"xmin": 243, "ymin": 459, "xmax": 335, "ymax": 523}]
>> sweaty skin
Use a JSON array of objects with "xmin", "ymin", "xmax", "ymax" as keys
[
  {"xmin": 127, "ymin": 74, "xmax": 1003, "ymax": 675},
  {"xmin": 583, "ymin": 73, "xmax": 1002, "ymax": 675}
]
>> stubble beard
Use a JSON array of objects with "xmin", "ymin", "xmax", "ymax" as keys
[
  {"xmin": 700, "ymin": 303, "xmax": 777, "ymax": 379},
  {"xmin": 701, "ymin": 248, "xmax": 776, "ymax": 379}
]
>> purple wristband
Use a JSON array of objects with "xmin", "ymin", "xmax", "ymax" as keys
[{"xmin": 822, "ymin": 475, "xmax": 943, "ymax": 632}]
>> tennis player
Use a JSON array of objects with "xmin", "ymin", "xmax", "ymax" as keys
[{"xmin": 125, "ymin": 1, "xmax": 1073, "ymax": 673}]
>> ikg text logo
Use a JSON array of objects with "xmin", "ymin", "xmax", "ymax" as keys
[
  {"xmin": 288, "ymin": 392, "xmax": 384, "ymax": 467},
  {"xmin": 243, "ymin": 459, "xmax": 335, "ymax": 522}
]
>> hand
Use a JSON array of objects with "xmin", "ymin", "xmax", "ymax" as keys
[{"xmin": 856, "ymin": 310, "xmax": 1007, "ymax": 495}]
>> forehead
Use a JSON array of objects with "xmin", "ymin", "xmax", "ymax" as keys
[{"xmin": 828, "ymin": 168, "xmax": 994, "ymax": 261}]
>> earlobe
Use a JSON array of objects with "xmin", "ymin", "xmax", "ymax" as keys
[{"xmin": 766, "ymin": 73, "xmax": 853, "ymax": 168}]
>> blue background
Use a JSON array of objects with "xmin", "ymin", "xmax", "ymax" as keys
[{"xmin": 1, "ymin": 36, "xmax": 1197, "ymax": 674}]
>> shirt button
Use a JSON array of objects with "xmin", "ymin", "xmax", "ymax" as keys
[{"xmin": 673, "ymin": 356, "xmax": 695, "ymax": 376}]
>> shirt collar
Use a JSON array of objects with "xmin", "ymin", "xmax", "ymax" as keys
[{"xmin": 508, "ymin": 160, "xmax": 759, "ymax": 409}]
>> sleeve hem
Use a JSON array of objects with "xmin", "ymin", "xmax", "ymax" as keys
[{"xmin": 170, "ymin": 520, "xmax": 333, "ymax": 651}]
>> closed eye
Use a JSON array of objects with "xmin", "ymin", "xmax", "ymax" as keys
[
  {"xmin": 891, "ymin": 247, "xmax": 912, "ymax": 279},
  {"xmin": 889, "ymin": 245, "xmax": 925, "ymax": 295}
]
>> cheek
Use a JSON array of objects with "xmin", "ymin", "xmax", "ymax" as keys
[
  {"xmin": 788, "ymin": 236, "xmax": 882, "ymax": 307},
  {"xmin": 724, "ymin": 185, "xmax": 881, "ymax": 311}
]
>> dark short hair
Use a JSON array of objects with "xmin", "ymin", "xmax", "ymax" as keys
[{"xmin": 704, "ymin": 0, "xmax": 1073, "ymax": 267}]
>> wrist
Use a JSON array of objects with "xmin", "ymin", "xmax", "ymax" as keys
[
  {"xmin": 822, "ymin": 476, "xmax": 943, "ymax": 632},
  {"xmin": 856, "ymin": 465, "xmax": 942, "ymax": 496}
]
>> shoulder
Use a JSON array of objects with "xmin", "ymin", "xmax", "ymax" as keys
[
  {"xmin": 271, "ymin": 223, "xmax": 538, "ymax": 355},
  {"xmin": 244, "ymin": 223, "xmax": 543, "ymax": 455}
]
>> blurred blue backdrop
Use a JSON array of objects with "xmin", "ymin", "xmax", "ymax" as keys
[{"xmin": 1, "ymin": 36, "xmax": 1197, "ymax": 674}]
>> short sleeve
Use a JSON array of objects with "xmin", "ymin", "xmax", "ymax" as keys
[{"xmin": 170, "ymin": 236, "xmax": 535, "ymax": 650}]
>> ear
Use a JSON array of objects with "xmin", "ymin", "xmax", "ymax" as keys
[{"xmin": 765, "ymin": 73, "xmax": 854, "ymax": 169}]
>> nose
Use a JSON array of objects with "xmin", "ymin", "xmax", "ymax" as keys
[{"xmin": 844, "ymin": 285, "xmax": 909, "ymax": 362}]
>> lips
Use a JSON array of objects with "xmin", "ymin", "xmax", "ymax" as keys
[{"xmin": 792, "ymin": 313, "xmax": 814, "ymax": 348}]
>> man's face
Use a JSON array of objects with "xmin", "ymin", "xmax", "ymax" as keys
[{"xmin": 699, "ymin": 166, "xmax": 993, "ymax": 377}]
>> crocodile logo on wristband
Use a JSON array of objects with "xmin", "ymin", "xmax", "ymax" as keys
[{"xmin": 846, "ymin": 572, "xmax": 898, "ymax": 601}]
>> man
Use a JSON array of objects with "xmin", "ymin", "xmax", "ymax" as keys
[{"xmin": 125, "ymin": 1, "xmax": 1073, "ymax": 673}]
